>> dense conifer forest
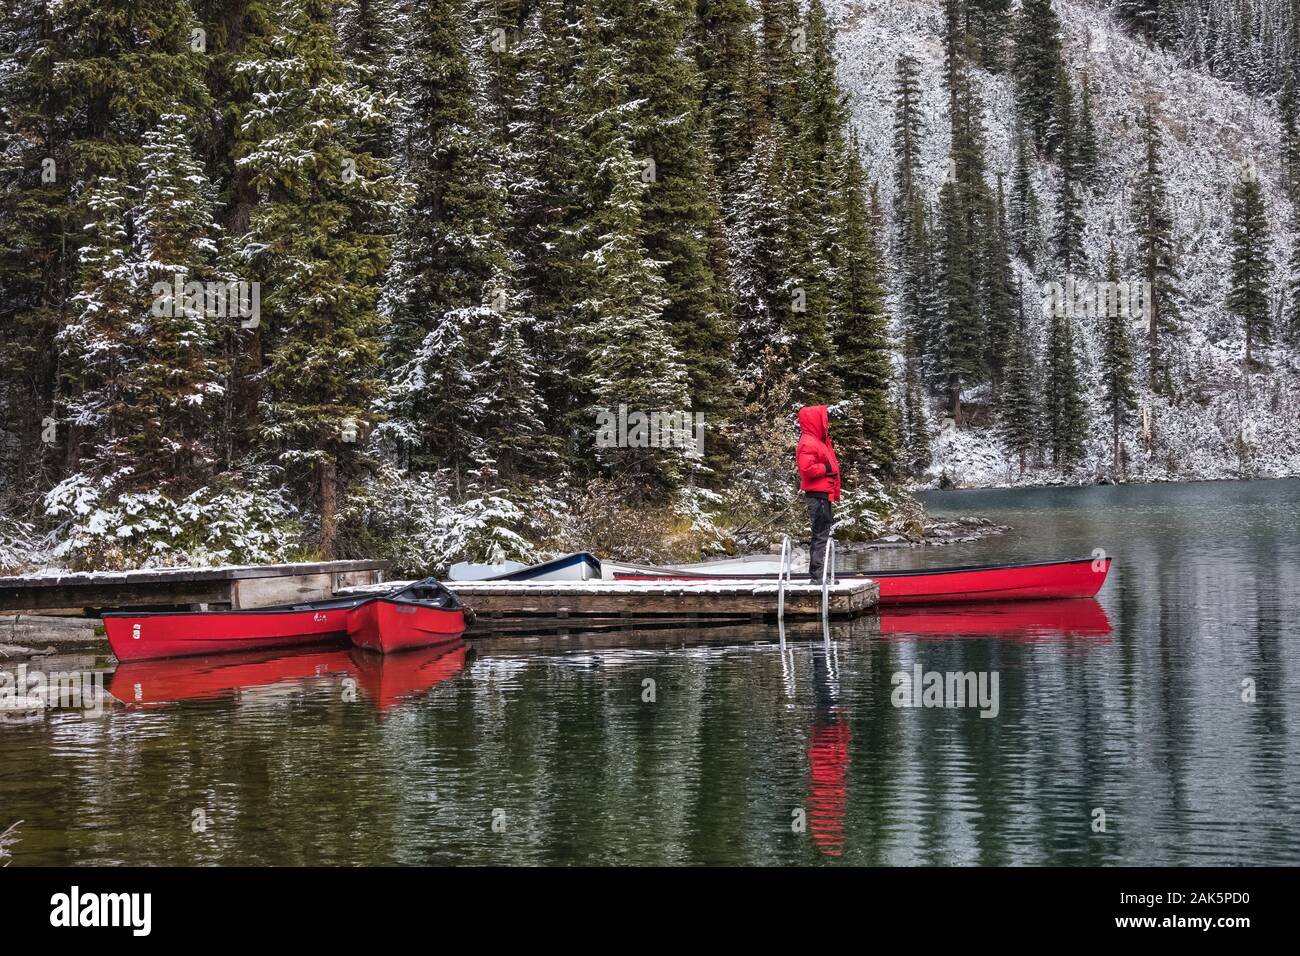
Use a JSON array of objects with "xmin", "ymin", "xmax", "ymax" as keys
[{"xmin": 1, "ymin": 0, "xmax": 1297, "ymax": 571}]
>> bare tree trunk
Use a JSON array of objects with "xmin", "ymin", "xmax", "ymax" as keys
[
  {"xmin": 1148, "ymin": 282, "xmax": 1160, "ymax": 392},
  {"xmin": 319, "ymin": 456, "xmax": 337, "ymax": 559},
  {"xmin": 1113, "ymin": 414, "xmax": 1122, "ymax": 483},
  {"xmin": 1244, "ymin": 327, "xmax": 1253, "ymax": 400}
]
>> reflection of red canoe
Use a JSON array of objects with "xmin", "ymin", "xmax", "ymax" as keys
[
  {"xmin": 613, "ymin": 557, "xmax": 1111, "ymax": 605},
  {"xmin": 109, "ymin": 642, "xmax": 468, "ymax": 712},
  {"xmin": 879, "ymin": 599, "xmax": 1112, "ymax": 640},
  {"xmin": 103, "ymin": 596, "xmax": 368, "ymax": 662},
  {"xmin": 351, "ymin": 644, "xmax": 468, "ymax": 710}
]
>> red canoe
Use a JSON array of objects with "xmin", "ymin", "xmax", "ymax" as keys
[
  {"xmin": 103, "ymin": 578, "xmax": 469, "ymax": 662},
  {"xmin": 612, "ymin": 556, "xmax": 1111, "ymax": 605},
  {"xmin": 103, "ymin": 596, "xmax": 370, "ymax": 663},
  {"xmin": 347, "ymin": 580, "xmax": 467, "ymax": 654}
]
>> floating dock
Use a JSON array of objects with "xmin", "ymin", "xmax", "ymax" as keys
[
  {"xmin": 445, "ymin": 578, "xmax": 878, "ymax": 625},
  {"xmin": 0, "ymin": 560, "xmax": 390, "ymax": 613}
]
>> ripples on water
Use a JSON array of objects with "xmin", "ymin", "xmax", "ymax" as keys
[{"xmin": 1, "ymin": 480, "xmax": 1297, "ymax": 865}]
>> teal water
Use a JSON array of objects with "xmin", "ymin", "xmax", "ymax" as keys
[{"xmin": 1, "ymin": 480, "xmax": 1297, "ymax": 865}]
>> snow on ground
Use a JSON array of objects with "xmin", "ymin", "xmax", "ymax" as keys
[{"xmin": 832, "ymin": 0, "xmax": 1300, "ymax": 487}]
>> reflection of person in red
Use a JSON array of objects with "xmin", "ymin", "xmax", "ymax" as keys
[{"xmin": 807, "ymin": 650, "xmax": 850, "ymax": 857}]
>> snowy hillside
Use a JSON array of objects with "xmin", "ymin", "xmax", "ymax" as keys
[{"xmin": 832, "ymin": 0, "xmax": 1300, "ymax": 486}]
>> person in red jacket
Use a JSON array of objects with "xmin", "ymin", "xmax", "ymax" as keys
[{"xmin": 796, "ymin": 405, "xmax": 840, "ymax": 582}]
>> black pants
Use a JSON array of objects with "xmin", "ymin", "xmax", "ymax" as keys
[{"xmin": 806, "ymin": 495, "xmax": 833, "ymax": 582}]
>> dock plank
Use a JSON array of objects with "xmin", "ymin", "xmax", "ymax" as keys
[{"xmin": 447, "ymin": 579, "xmax": 877, "ymax": 620}]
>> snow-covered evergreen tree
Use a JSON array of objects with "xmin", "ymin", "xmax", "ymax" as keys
[
  {"xmin": 1227, "ymin": 158, "xmax": 1274, "ymax": 380},
  {"xmin": 234, "ymin": 0, "xmax": 395, "ymax": 556}
]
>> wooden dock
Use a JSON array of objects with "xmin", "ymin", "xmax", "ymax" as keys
[
  {"xmin": 446, "ymin": 579, "xmax": 878, "ymax": 624},
  {"xmin": 0, "ymin": 560, "xmax": 390, "ymax": 613}
]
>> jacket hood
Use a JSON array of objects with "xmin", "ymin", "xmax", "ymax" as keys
[{"xmin": 798, "ymin": 405, "xmax": 829, "ymax": 441}]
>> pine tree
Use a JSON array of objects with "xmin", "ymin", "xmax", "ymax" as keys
[
  {"xmin": 337, "ymin": 0, "xmax": 399, "ymax": 96},
  {"xmin": 967, "ymin": 0, "xmax": 1013, "ymax": 74},
  {"xmin": 1287, "ymin": 200, "xmax": 1300, "ymax": 347},
  {"xmin": 902, "ymin": 192, "xmax": 940, "ymax": 373},
  {"xmin": 999, "ymin": 289, "xmax": 1040, "ymax": 474},
  {"xmin": 1043, "ymin": 302, "xmax": 1087, "ymax": 467},
  {"xmin": 934, "ymin": 163, "xmax": 983, "ymax": 419},
  {"xmin": 758, "ymin": 0, "xmax": 801, "ymax": 124},
  {"xmin": 771, "ymin": 132, "xmax": 841, "ymax": 405},
  {"xmin": 0, "ymin": 0, "xmax": 75, "ymax": 496},
  {"xmin": 48, "ymin": 0, "xmax": 214, "ymax": 495},
  {"xmin": 833, "ymin": 142, "xmax": 900, "ymax": 476},
  {"xmin": 893, "ymin": 54, "xmax": 929, "ymax": 340},
  {"xmin": 476, "ymin": 267, "xmax": 549, "ymax": 483},
  {"xmin": 1099, "ymin": 243, "xmax": 1136, "ymax": 478},
  {"xmin": 893, "ymin": 54, "xmax": 925, "ymax": 210},
  {"xmin": 581, "ymin": 130, "xmax": 689, "ymax": 492},
  {"xmin": 1009, "ymin": 122, "xmax": 1044, "ymax": 267},
  {"xmin": 901, "ymin": 335, "xmax": 933, "ymax": 477},
  {"xmin": 1228, "ymin": 159, "xmax": 1274, "ymax": 383},
  {"xmin": 511, "ymin": 0, "xmax": 586, "ymax": 455},
  {"xmin": 131, "ymin": 114, "xmax": 223, "ymax": 492},
  {"xmin": 983, "ymin": 180, "xmax": 1018, "ymax": 397},
  {"xmin": 235, "ymin": 0, "xmax": 395, "ymax": 556},
  {"xmin": 1075, "ymin": 77, "xmax": 1100, "ymax": 187},
  {"xmin": 1052, "ymin": 70, "xmax": 1086, "ymax": 273},
  {"xmin": 380, "ymin": 0, "xmax": 526, "ymax": 486},
  {"xmin": 1013, "ymin": 0, "xmax": 1065, "ymax": 152},
  {"xmin": 602, "ymin": 0, "xmax": 738, "ymax": 467},
  {"xmin": 694, "ymin": 0, "xmax": 765, "ymax": 195},
  {"xmin": 1132, "ymin": 108, "xmax": 1180, "ymax": 392},
  {"xmin": 58, "ymin": 178, "xmax": 139, "ymax": 485},
  {"xmin": 1281, "ymin": 74, "xmax": 1300, "ymax": 201}
]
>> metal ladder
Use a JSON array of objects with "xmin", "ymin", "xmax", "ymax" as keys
[
  {"xmin": 776, "ymin": 535, "xmax": 792, "ymax": 646},
  {"xmin": 777, "ymin": 531, "xmax": 835, "ymax": 632},
  {"xmin": 820, "ymin": 530, "xmax": 836, "ymax": 641}
]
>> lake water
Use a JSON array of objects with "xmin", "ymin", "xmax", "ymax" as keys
[{"xmin": 2, "ymin": 480, "xmax": 1297, "ymax": 865}]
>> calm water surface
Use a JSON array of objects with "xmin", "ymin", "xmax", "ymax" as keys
[{"xmin": 2, "ymin": 480, "xmax": 1297, "ymax": 865}]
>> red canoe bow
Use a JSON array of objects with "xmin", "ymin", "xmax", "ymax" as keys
[{"xmin": 348, "ymin": 598, "xmax": 466, "ymax": 654}]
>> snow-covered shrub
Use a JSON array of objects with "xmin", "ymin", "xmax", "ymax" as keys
[
  {"xmin": 42, "ymin": 471, "xmax": 303, "ymax": 570},
  {"xmin": 551, "ymin": 477, "xmax": 693, "ymax": 563},
  {"xmin": 0, "ymin": 518, "xmax": 41, "ymax": 573},
  {"xmin": 354, "ymin": 464, "xmax": 551, "ymax": 575},
  {"xmin": 832, "ymin": 470, "xmax": 926, "ymax": 542}
]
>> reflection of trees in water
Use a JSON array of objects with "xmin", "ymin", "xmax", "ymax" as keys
[{"xmin": 21, "ymin": 481, "xmax": 1300, "ymax": 867}]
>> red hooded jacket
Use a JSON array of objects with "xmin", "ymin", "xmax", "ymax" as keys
[{"xmin": 797, "ymin": 405, "xmax": 840, "ymax": 502}]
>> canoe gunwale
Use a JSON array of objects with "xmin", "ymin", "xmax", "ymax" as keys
[{"xmin": 609, "ymin": 556, "xmax": 1107, "ymax": 580}]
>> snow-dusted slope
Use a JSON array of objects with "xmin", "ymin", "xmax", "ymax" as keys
[{"xmin": 832, "ymin": 0, "xmax": 1300, "ymax": 486}]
